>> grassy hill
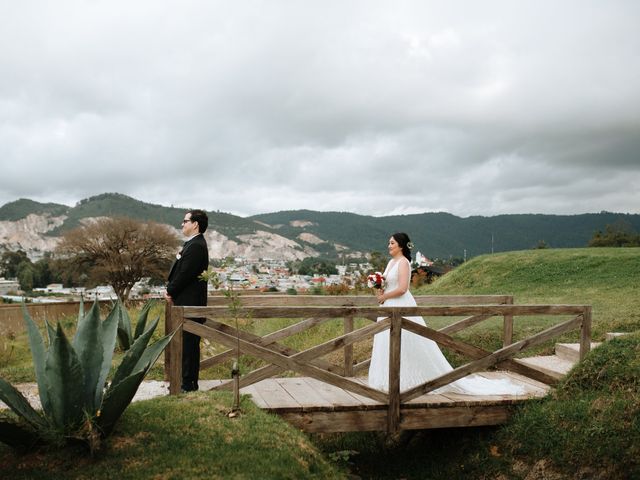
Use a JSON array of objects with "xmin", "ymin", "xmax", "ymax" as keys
[{"xmin": 418, "ymin": 247, "xmax": 640, "ymax": 338}]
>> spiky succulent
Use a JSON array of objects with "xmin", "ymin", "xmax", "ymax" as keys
[{"xmin": 0, "ymin": 300, "xmax": 172, "ymax": 450}]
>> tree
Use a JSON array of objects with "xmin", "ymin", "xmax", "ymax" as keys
[
  {"xmin": 0, "ymin": 250, "xmax": 29, "ymax": 278},
  {"xmin": 56, "ymin": 217, "xmax": 180, "ymax": 300},
  {"xmin": 368, "ymin": 251, "xmax": 387, "ymax": 273},
  {"xmin": 295, "ymin": 257, "xmax": 338, "ymax": 276},
  {"xmin": 534, "ymin": 240, "xmax": 550, "ymax": 249},
  {"xmin": 16, "ymin": 261, "xmax": 35, "ymax": 292},
  {"xmin": 588, "ymin": 220, "xmax": 640, "ymax": 247}
]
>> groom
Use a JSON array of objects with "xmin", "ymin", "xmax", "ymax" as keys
[{"xmin": 166, "ymin": 209, "xmax": 209, "ymax": 392}]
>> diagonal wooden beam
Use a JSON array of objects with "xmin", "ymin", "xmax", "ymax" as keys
[
  {"xmin": 400, "ymin": 314, "xmax": 583, "ymax": 402},
  {"xmin": 438, "ymin": 314, "xmax": 493, "ymax": 335},
  {"xmin": 215, "ymin": 319, "xmax": 387, "ymax": 391},
  {"xmin": 203, "ymin": 318, "xmax": 390, "ymax": 391},
  {"xmin": 186, "ymin": 320, "xmax": 390, "ymax": 403},
  {"xmin": 402, "ymin": 319, "xmax": 559, "ymax": 385},
  {"xmin": 196, "ymin": 318, "xmax": 342, "ymax": 373}
]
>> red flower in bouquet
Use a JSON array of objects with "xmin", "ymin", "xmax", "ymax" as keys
[{"xmin": 367, "ymin": 271, "xmax": 385, "ymax": 289}]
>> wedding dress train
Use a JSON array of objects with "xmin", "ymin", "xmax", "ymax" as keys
[{"xmin": 367, "ymin": 258, "xmax": 525, "ymax": 395}]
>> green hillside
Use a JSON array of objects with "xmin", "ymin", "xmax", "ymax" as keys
[
  {"xmin": 2, "ymin": 192, "xmax": 640, "ymax": 259},
  {"xmin": 418, "ymin": 247, "xmax": 640, "ymax": 338},
  {"xmin": 252, "ymin": 210, "xmax": 640, "ymax": 258},
  {"xmin": 49, "ymin": 193, "xmax": 265, "ymax": 239},
  {"xmin": 0, "ymin": 199, "xmax": 69, "ymax": 221}
]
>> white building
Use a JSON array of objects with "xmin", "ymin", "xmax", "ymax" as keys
[
  {"xmin": 414, "ymin": 251, "xmax": 433, "ymax": 267},
  {"xmin": 0, "ymin": 277, "xmax": 20, "ymax": 295}
]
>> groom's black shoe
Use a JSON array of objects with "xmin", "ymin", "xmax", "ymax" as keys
[{"xmin": 181, "ymin": 382, "xmax": 198, "ymax": 393}]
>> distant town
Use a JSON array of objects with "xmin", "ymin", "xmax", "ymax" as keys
[{"xmin": 0, "ymin": 252, "xmax": 440, "ymax": 303}]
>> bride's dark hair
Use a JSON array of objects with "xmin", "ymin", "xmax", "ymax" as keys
[{"xmin": 392, "ymin": 232, "xmax": 412, "ymax": 262}]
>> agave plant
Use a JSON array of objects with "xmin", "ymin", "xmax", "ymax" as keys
[
  {"xmin": 0, "ymin": 300, "xmax": 173, "ymax": 451},
  {"xmin": 116, "ymin": 299, "xmax": 155, "ymax": 351}
]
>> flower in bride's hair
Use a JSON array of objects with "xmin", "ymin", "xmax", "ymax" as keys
[
  {"xmin": 367, "ymin": 272, "xmax": 385, "ymax": 289},
  {"xmin": 407, "ymin": 242, "xmax": 414, "ymax": 250}
]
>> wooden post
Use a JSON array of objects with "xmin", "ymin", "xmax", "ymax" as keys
[
  {"xmin": 580, "ymin": 306, "xmax": 592, "ymax": 361},
  {"xmin": 164, "ymin": 300, "xmax": 172, "ymax": 381},
  {"xmin": 503, "ymin": 296, "xmax": 514, "ymax": 347},
  {"xmin": 344, "ymin": 315, "xmax": 354, "ymax": 377},
  {"xmin": 387, "ymin": 311, "xmax": 402, "ymax": 434},
  {"xmin": 168, "ymin": 306, "xmax": 184, "ymax": 395}
]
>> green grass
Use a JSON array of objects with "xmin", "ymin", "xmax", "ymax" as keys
[
  {"xmin": 497, "ymin": 332, "xmax": 640, "ymax": 478},
  {"xmin": 0, "ymin": 391, "xmax": 344, "ymax": 479}
]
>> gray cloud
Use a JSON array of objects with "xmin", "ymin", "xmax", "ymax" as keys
[{"xmin": 1, "ymin": 0, "xmax": 639, "ymax": 218}]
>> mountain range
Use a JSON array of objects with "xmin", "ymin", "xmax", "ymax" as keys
[{"xmin": 1, "ymin": 193, "xmax": 639, "ymax": 261}]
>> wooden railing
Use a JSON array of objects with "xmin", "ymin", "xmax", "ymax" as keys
[{"xmin": 164, "ymin": 295, "xmax": 591, "ymax": 433}]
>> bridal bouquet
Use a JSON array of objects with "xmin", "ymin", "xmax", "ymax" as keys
[{"xmin": 367, "ymin": 271, "xmax": 385, "ymax": 289}]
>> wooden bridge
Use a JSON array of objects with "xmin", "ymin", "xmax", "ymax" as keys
[{"xmin": 164, "ymin": 295, "xmax": 592, "ymax": 434}]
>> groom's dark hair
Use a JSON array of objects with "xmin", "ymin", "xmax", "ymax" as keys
[
  {"xmin": 392, "ymin": 232, "xmax": 412, "ymax": 262},
  {"xmin": 188, "ymin": 209, "xmax": 208, "ymax": 233}
]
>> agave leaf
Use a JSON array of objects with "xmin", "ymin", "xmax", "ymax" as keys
[
  {"xmin": 99, "ymin": 332, "xmax": 174, "ymax": 437},
  {"xmin": 78, "ymin": 296, "xmax": 85, "ymax": 324},
  {"xmin": 45, "ymin": 323, "xmax": 86, "ymax": 431},
  {"xmin": 94, "ymin": 301, "xmax": 121, "ymax": 408},
  {"xmin": 0, "ymin": 378, "xmax": 48, "ymax": 431},
  {"xmin": 45, "ymin": 318, "xmax": 56, "ymax": 347},
  {"xmin": 116, "ymin": 301, "xmax": 132, "ymax": 351},
  {"xmin": 0, "ymin": 418, "xmax": 42, "ymax": 449},
  {"xmin": 97, "ymin": 370, "xmax": 146, "ymax": 437},
  {"xmin": 133, "ymin": 332, "xmax": 174, "ymax": 377},
  {"xmin": 110, "ymin": 316, "xmax": 159, "ymax": 389},
  {"xmin": 133, "ymin": 300, "xmax": 155, "ymax": 340},
  {"xmin": 22, "ymin": 303, "xmax": 52, "ymax": 415},
  {"xmin": 71, "ymin": 301, "xmax": 103, "ymax": 413}
]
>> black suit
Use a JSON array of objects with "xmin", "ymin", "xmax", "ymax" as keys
[{"xmin": 167, "ymin": 233, "xmax": 209, "ymax": 391}]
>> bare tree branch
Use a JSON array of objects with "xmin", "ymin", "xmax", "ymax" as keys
[{"xmin": 56, "ymin": 217, "xmax": 181, "ymax": 300}]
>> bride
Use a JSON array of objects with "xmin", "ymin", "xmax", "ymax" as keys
[{"xmin": 367, "ymin": 232, "xmax": 525, "ymax": 395}]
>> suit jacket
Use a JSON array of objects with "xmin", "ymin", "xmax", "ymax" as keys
[{"xmin": 167, "ymin": 234, "xmax": 209, "ymax": 306}]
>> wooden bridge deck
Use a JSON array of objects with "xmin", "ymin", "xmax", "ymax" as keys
[
  {"xmin": 214, "ymin": 371, "xmax": 549, "ymax": 432},
  {"xmin": 166, "ymin": 296, "xmax": 591, "ymax": 433}
]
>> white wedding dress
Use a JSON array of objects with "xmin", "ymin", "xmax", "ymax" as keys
[{"xmin": 368, "ymin": 258, "xmax": 525, "ymax": 395}]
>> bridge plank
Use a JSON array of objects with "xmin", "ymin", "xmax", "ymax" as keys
[
  {"xmin": 278, "ymin": 404, "xmax": 521, "ymax": 432},
  {"xmin": 348, "ymin": 378, "xmax": 386, "ymax": 407},
  {"xmin": 399, "ymin": 405, "xmax": 512, "ymax": 430},
  {"xmin": 302, "ymin": 377, "xmax": 371, "ymax": 409},
  {"xmin": 239, "ymin": 384, "xmax": 269, "ymax": 409},
  {"xmin": 275, "ymin": 377, "xmax": 332, "ymax": 411},
  {"xmin": 486, "ymin": 371, "xmax": 550, "ymax": 394},
  {"xmin": 250, "ymin": 379, "xmax": 302, "ymax": 412}
]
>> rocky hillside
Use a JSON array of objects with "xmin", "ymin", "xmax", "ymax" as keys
[
  {"xmin": 1, "ymin": 193, "xmax": 639, "ymax": 261},
  {"xmin": 0, "ymin": 194, "xmax": 343, "ymax": 261}
]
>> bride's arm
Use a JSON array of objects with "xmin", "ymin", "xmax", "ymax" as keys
[{"xmin": 377, "ymin": 259, "xmax": 410, "ymax": 303}]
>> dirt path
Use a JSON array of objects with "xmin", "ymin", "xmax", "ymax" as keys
[{"xmin": 0, "ymin": 380, "xmax": 221, "ymax": 410}]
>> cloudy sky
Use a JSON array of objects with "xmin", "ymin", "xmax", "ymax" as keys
[{"xmin": 1, "ymin": 1, "xmax": 639, "ymax": 218}]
